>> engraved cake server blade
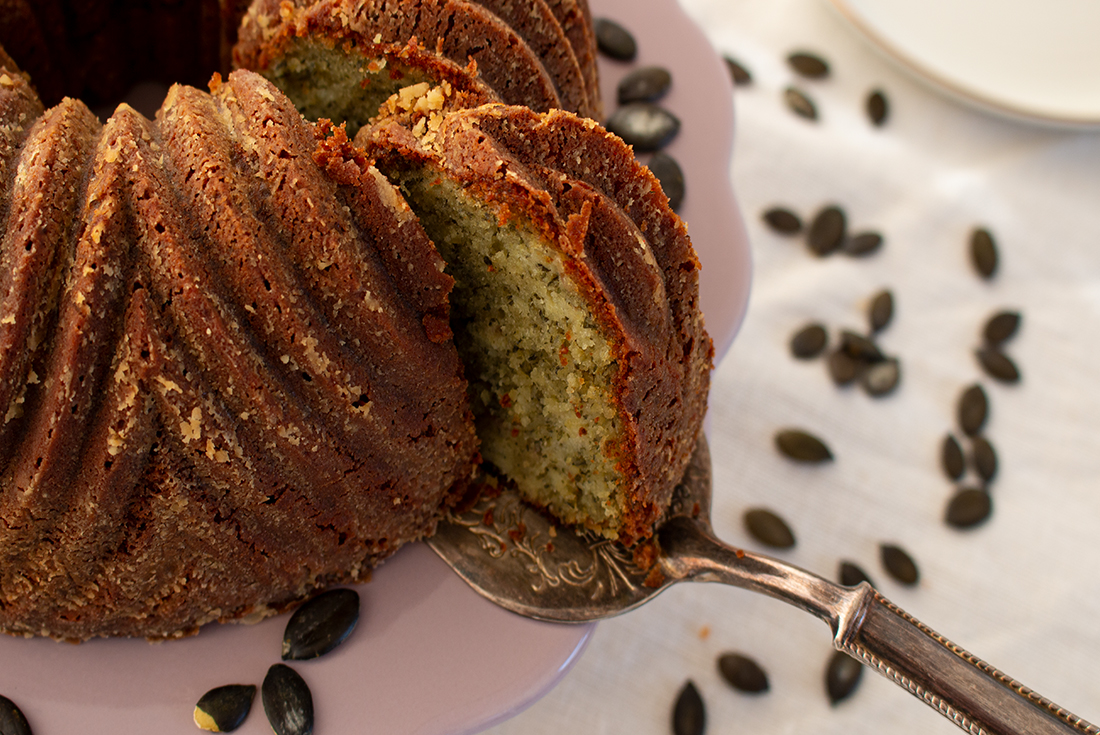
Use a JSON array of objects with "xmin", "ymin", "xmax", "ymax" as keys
[{"xmin": 427, "ymin": 436, "xmax": 1099, "ymax": 735}]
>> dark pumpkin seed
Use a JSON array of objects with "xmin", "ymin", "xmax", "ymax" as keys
[
  {"xmin": 827, "ymin": 348, "xmax": 861, "ymax": 385},
  {"xmin": 0, "ymin": 695, "xmax": 31, "ymax": 735},
  {"xmin": 825, "ymin": 650, "xmax": 864, "ymax": 704},
  {"xmin": 763, "ymin": 206, "xmax": 803, "ymax": 235},
  {"xmin": 647, "ymin": 152, "xmax": 684, "ymax": 211},
  {"xmin": 807, "ymin": 205, "xmax": 846, "ymax": 256},
  {"xmin": 843, "ymin": 231, "xmax": 884, "ymax": 257},
  {"xmin": 860, "ymin": 357, "xmax": 900, "ymax": 397},
  {"xmin": 262, "ymin": 665, "xmax": 314, "ymax": 735},
  {"xmin": 672, "ymin": 680, "xmax": 706, "ymax": 735},
  {"xmin": 941, "ymin": 434, "xmax": 965, "ymax": 481},
  {"xmin": 775, "ymin": 429, "xmax": 833, "ymax": 463},
  {"xmin": 194, "ymin": 685, "xmax": 256, "ymax": 733},
  {"xmin": 880, "ymin": 544, "xmax": 919, "ymax": 585},
  {"xmin": 744, "ymin": 508, "xmax": 796, "ymax": 549},
  {"xmin": 593, "ymin": 18, "xmax": 636, "ymax": 61},
  {"xmin": 976, "ymin": 348, "xmax": 1020, "ymax": 384},
  {"xmin": 983, "ymin": 310, "xmax": 1021, "ymax": 345},
  {"xmin": 839, "ymin": 330, "xmax": 883, "ymax": 363},
  {"xmin": 838, "ymin": 561, "xmax": 873, "ymax": 588},
  {"xmin": 787, "ymin": 51, "xmax": 830, "ymax": 79},
  {"xmin": 868, "ymin": 289, "xmax": 894, "ymax": 333},
  {"xmin": 282, "ymin": 587, "xmax": 360, "ymax": 661},
  {"xmin": 617, "ymin": 66, "xmax": 672, "ymax": 104},
  {"xmin": 606, "ymin": 102, "xmax": 680, "ymax": 151},
  {"xmin": 784, "ymin": 86, "xmax": 818, "ymax": 120},
  {"xmin": 717, "ymin": 653, "xmax": 769, "ymax": 693},
  {"xmin": 790, "ymin": 323, "xmax": 828, "ymax": 359},
  {"xmin": 958, "ymin": 384, "xmax": 989, "ymax": 436},
  {"xmin": 945, "ymin": 488, "xmax": 992, "ymax": 529},
  {"xmin": 971, "ymin": 436, "xmax": 998, "ymax": 483},
  {"xmin": 866, "ymin": 89, "xmax": 889, "ymax": 126},
  {"xmin": 970, "ymin": 227, "xmax": 998, "ymax": 279},
  {"xmin": 724, "ymin": 56, "xmax": 752, "ymax": 85}
]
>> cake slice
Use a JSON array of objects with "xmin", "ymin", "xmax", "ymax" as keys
[{"xmin": 362, "ymin": 94, "xmax": 712, "ymax": 544}]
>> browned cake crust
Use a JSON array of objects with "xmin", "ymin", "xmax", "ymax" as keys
[
  {"xmin": 236, "ymin": 0, "xmax": 564, "ymax": 114},
  {"xmin": 363, "ymin": 103, "xmax": 712, "ymax": 543},
  {"xmin": 0, "ymin": 69, "xmax": 479, "ymax": 641},
  {"xmin": 463, "ymin": 0, "xmax": 594, "ymax": 117},
  {"xmin": 543, "ymin": 0, "xmax": 600, "ymax": 118}
]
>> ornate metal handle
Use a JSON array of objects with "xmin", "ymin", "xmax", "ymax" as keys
[
  {"xmin": 658, "ymin": 517, "xmax": 1099, "ymax": 735},
  {"xmin": 839, "ymin": 590, "xmax": 1099, "ymax": 735}
]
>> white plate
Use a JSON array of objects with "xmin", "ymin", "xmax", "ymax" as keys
[
  {"xmin": 0, "ymin": 0, "xmax": 751, "ymax": 732},
  {"xmin": 828, "ymin": 0, "xmax": 1100, "ymax": 127}
]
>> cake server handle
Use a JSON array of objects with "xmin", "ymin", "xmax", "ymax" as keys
[{"xmin": 658, "ymin": 515, "xmax": 1099, "ymax": 735}]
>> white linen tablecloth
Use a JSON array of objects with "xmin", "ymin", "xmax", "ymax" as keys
[{"xmin": 484, "ymin": 0, "xmax": 1100, "ymax": 733}]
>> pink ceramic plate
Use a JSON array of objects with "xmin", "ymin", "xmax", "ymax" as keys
[{"xmin": 0, "ymin": 0, "xmax": 749, "ymax": 732}]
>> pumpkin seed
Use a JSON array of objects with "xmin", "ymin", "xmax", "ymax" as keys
[
  {"xmin": 647, "ymin": 152, "xmax": 684, "ymax": 211},
  {"xmin": 970, "ymin": 227, "xmax": 998, "ymax": 279},
  {"xmin": 971, "ymin": 436, "xmax": 998, "ymax": 483},
  {"xmin": 606, "ymin": 102, "xmax": 680, "ymax": 151},
  {"xmin": 868, "ymin": 289, "xmax": 894, "ymax": 333},
  {"xmin": 717, "ymin": 653, "xmax": 770, "ymax": 693},
  {"xmin": 724, "ymin": 56, "xmax": 753, "ymax": 85},
  {"xmin": 262, "ymin": 665, "xmax": 314, "ymax": 735},
  {"xmin": 945, "ymin": 488, "xmax": 992, "ymax": 529},
  {"xmin": 775, "ymin": 429, "xmax": 833, "ymax": 463},
  {"xmin": 744, "ymin": 508, "xmax": 796, "ymax": 549},
  {"xmin": 0, "ymin": 695, "xmax": 31, "ymax": 735},
  {"xmin": 860, "ymin": 357, "xmax": 900, "ymax": 397},
  {"xmin": 880, "ymin": 543, "xmax": 919, "ymax": 585},
  {"xmin": 790, "ymin": 323, "xmax": 828, "ymax": 359},
  {"xmin": 617, "ymin": 66, "xmax": 672, "ymax": 104},
  {"xmin": 838, "ymin": 561, "xmax": 873, "ymax": 588},
  {"xmin": 807, "ymin": 205, "xmax": 846, "ymax": 256},
  {"xmin": 672, "ymin": 680, "xmax": 706, "ymax": 735},
  {"xmin": 866, "ymin": 89, "xmax": 889, "ymax": 126},
  {"xmin": 282, "ymin": 587, "xmax": 360, "ymax": 661},
  {"xmin": 194, "ymin": 685, "xmax": 256, "ymax": 733},
  {"xmin": 983, "ymin": 310, "xmax": 1021, "ymax": 345},
  {"xmin": 941, "ymin": 434, "xmax": 965, "ymax": 481},
  {"xmin": 594, "ymin": 18, "xmax": 636, "ymax": 61},
  {"xmin": 827, "ymin": 348, "xmax": 861, "ymax": 385},
  {"xmin": 784, "ymin": 86, "xmax": 818, "ymax": 120},
  {"xmin": 843, "ymin": 231, "xmax": 884, "ymax": 257},
  {"xmin": 787, "ymin": 51, "xmax": 830, "ymax": 79},
  {"xmin": 825, "ymin": 650, "xmax": 864, "ymax": 704},
  {"xmin": 976, "ymin": 348, "xmax": 1020, "ymax": 384},
  {"xmin": 958, "ymin": 384, "xmax": 989, "ymax": 436},
  {"xmin": 839, "ymin": 330, "xmax": 883, "ymax": 363},
  {"xmin": 763, "ymin": 206, "xmax": 803, "ymax": 235}
]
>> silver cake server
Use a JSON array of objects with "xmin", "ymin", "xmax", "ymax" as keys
[{"xmin": 427, "ymin": 435, "xmax": 1098, "ymax": 735}]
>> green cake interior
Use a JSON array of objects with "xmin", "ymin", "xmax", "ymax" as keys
[
  {"xmin": 259, "ymin": 40, "xmax": 436, "ymax": 136},
  {"xmin": 393, "ymin": 170, "xmax": 626, "ymax": 535}
]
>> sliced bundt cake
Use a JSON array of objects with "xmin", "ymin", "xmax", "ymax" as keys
[
  {"xmin": 0, "ymin": 0, "xmax": 712, "ymax": 640},
  {"xmin": 0, "ymin": 67, "xmax": 479, "ymax": 641},
  {"xmin": 362, "ymin": 91, "xmax": 712, "ymax": 544}
]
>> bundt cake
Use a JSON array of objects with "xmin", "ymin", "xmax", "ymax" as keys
[{"xmin": 0, "ymin": 0, "xmax": 711, "ymax": 641}]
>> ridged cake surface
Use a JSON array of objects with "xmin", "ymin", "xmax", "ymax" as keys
[{"xmin": 0, "ymin": 67, "xmax": 478, "ymax": 640}]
